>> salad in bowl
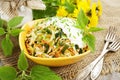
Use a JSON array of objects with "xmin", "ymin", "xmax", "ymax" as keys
[{"xmin": 19, "ymin": 17, "xmax": 90, "ymax": 67}]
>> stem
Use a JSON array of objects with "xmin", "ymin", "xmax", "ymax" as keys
[
  {"xmin": 22, "ymin": 71, "xmax": 26, "ymax": 78},
  {"xmin": 20, "ymin": 71, "xmax": 32, "ymax": 80},
  {"xmin": 7, "ymin": 26, "xmax": 11, "ymax": 34},
  {"xmin": 17, "ymin": 71, "xmax": 22, "ymax": 75}
]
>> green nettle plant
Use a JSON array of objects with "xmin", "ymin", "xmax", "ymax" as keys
[
  {"xmin": 33, "ymin": 0, "xmax": 60, "ymax": 19},
  {"xmin": 0, "ymin": 16, "xmax": 23, "ymax": 56},
  {"xmin": 76, "ymin": 9, "xmax": 103, "ymax": 52},
  {"xmin": 0, "ymin": 51, "xmax": 62, "ymax": 80},
  {"xmin": 0, "ymin": 17, "xmax": 62, "ymax": 80}
]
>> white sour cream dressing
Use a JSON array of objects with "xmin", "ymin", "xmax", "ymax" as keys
[{"xmin": 39, "ymin": 17, "xmax": 86, "ymax": 48}]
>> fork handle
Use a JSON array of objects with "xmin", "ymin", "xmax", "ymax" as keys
[
  {"xmin": 91, "ymin": 42, "xmax": 109, "ymax": 68},
  {"xmin": 91, "ymin": 57, "xmax": 104, "ymax": 80},
  {"xmin": 76, "ymin": 51, "xmax": 107, "ymax": 80},
  {"xmin": 90, "ymin": 42, "xmax": 109, "ymax": 80},
  {"xmin": 76, "ymin": 42, "xmax": 109, "ymax": 80}
]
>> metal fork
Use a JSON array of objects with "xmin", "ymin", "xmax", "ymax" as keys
[
  {"xmin": 91, "ymin": 39, "xmax": 120, "ymax": 80},
  {"xmin": 76, "ymin": 38, "xmax": 120, "ymax": 80},
  {"xmin": 75, "ymin": 27, "xmax": 117, "ymax": 80},
  {"xmin": 90, "ymin": 27, "xmax": 117, "ymax": 80}
]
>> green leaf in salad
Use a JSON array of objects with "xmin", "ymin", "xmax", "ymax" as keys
[
  {"xmin": 0, "ymin": 66, "xmax": 17, "ymax": 80},
  {"xmin": 76, "ymin": 9, "xmax": 89, "ymax": 30},
  {"xmin": 88, "ymin": 27, "xmax": 104, "ymax": 32},
  {"xmin": 18, "ymin": 51, "xmax": 28, "ymax": 71},
  {"xmin": 1, "ymin": 34, "xmax": 13, "ymax": 56},
  {"xmin": 31, "ymin": 65, "xmax": 62, "ymax": 80},
  {"xmin": 8, "ymin": 16, "xmax": 23, "ymax": 28},
  {"xmin": 10, "ymin": 29, "xmax": 23, "ymax": 36},
  {"xmin": 0, "ymin": 27, "xmax": 5, "ymax": 36},
  {"xmin": 76, "ymin": 9, "xmax": 103, "ymax": 52},
  {"xmin": 82, "ymin": 34, "xmax": 95, "ymax": 52}
]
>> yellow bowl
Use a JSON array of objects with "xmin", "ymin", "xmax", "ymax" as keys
[{"xmin": 19, "ymin": 19, "xmax": 90, "ymax": 67}]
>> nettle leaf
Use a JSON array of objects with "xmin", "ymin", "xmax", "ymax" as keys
[
  {"xmin": 33, "ymin": 6, "xmax": 57, "ymax": 19},
  {"xmin": 0, "ymin": 18, "xmax": 3, "ymax": 27},
  {"xmin": 77, "ymin": 9, "xmax": 89, "ymax": 29},
  {"xmin": 0, "ymin": 66, "xmax": 17, "ymax": 80},
  {"xmin": 0, "ymin": 27, "xmax": 5, "ymax": 36},
  {"xmin": 10, "ymin": 29, "xmax": 22, "ymax": 36},
  {"xmin": 33, "ymin": 0, "xmax": 59, "ymax": 19},
  {"xmin": 64, "ymin": 0, "xmax": 75, "ymax": 13},
  {"xmin": 18, "ymin": 51, "xmax": 28, "ymax": 71},
  {"xmin": 82, "ymin": 34, "xmax": 95, "ymax": 52},
  {"xmin": 31, "ymin": 65, "xmax": 62, "ymax": 80},
  {"xmin": 8, "ymin": 16, "xmax": 23, "ymax": 28},
  {"xmin": 1, "ymin": 34, "xmax": 13, "ymax": 56},
  {"xmin": 88, "ymin": 27, "xmax": 104, "ymax": 32},
  {"xmin": 51, "ymin": 0, "xmax": 60, "ymax": 6}
]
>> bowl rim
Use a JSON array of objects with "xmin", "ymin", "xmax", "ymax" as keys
[{"xmin": 19, "ymin": 19, "xmax": 91, "ymax": 61}]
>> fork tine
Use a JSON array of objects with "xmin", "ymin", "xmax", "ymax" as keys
[
  {"xmin": 115, "ymin": 42, "xmax": 120, "ymax": 50},
  {"xmin": 109, "ymin": 41, "xmax": 117, "ymax": 48},
  {"xmin": 111, "ymin": 27, "xmax": 116, "ymax": 38},
  {"xmin": 109, "ymin": 38, "xmax": 120, "ymax": 51},
  {"xmin": 105, "ymin": 26, "xmax": 116, "ymax": 41},
  {"xmin": 105, "ymin": 28, "xmax": 111, "ymax": 39},
  {"xmin": 114, "ymin": 38, "xmax": 120, "ymax": 50},
  {"xmin": 112, "ymin": 42, "xmax": 120, "ymax": 49},
  {"xmin": 109, "ymin": 26, "xmax": 116, "ymax": 32},
  {"xmin": 110, "ymin": 38, "xmax": 120, "ymax": 47},
  {"xmin": 105, "ymin": 32, "xmax": 109, "ymax": 39}
]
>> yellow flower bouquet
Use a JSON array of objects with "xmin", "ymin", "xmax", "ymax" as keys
[
  {"xmin": 33, "ymin": 0, "xmax": 102, "ymax": 27},
  {"xmin": 56, "ymin": 0, "xmax": 102, "ymax": 27}
]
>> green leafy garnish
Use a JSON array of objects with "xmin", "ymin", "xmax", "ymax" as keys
[
  {"xmin": 0, "ymin": 27, "xmax": 5, "ymax": 36},
  {"xmin": 76, "ymin": 9, "xmax": 103, "ymax": 52},
  {"xmin": 76, "ymin": 9, "xmax": 89, "ymax": 30},
  {"xmin": 10, "ymin": 29, "xmax": 23, "ymax": 36},
  {"xmin": 64, "ymin": 0, "xmax": 75, "ymax": 13},
  {"xmin": 0, "ymin": 66, "xmax": 17, "ymax": 80},
  {"xmin": 82, "ymin": 34, "xmax": 95, "ymax": 52},
  {"xmin": 8, "ymin": 16, "xmax": 23, "ymax": 28},
  {"xmin": 31, "ymin": 65, "xmax": 62, "ymax": 80},
  {"xmin": 18, "ymin": 51, "xmax": 28, "ymax": 71},
  {"xmin": 1, "ymin": 34, "xmax": 14, "ymax": 56},
  {"xmin": 88, "ymin": 27, "xmax": 104, "ymax": 32},
  {"xmin": 0, "ymin": 17, "xmax": 23, "ymax": 56},
  {"xmin": 0, "ymin": 51, "xmax": 62, "ymax": 80}
]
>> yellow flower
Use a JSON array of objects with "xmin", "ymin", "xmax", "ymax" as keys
[
  {"xmin": 72, "ymin": 8, "xmax": 79, "ymax": 18},
  {"xmin": 56, "ymin": 6, "xmax": 68, "ymax": 17},
  {"xmin": 97, "ymin": 0, "xmax": 102, "ymax": 16},
  {"xmin": 77, "ymin": 0, "xmax": 90, "ymax": 13},
  {"xmin": 87, "ymin": 0, "xmax": 91, "ymax": 5},
  {"xmin": 88, "ymin": 3, "xmax": 98, "ymax": 27},
  {"xmin": 88, "ymin": 15, "xmax": 98, "ymax": 27},
  {"xmin": 91, "ymin": 3, "xmax": 97, "ymax": 16}
]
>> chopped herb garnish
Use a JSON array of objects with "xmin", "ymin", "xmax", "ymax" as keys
[{"xmin": 61, "ymin": 44, "xmax": 69, "ymax": 54}]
